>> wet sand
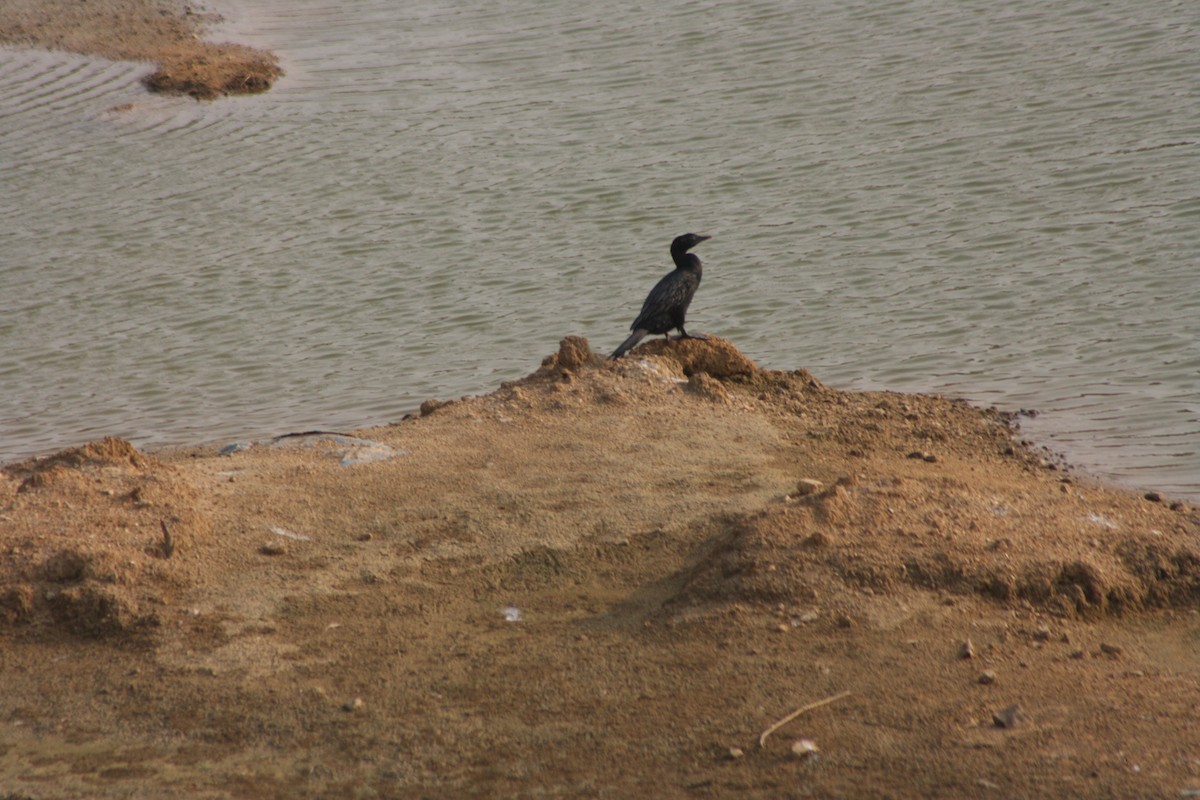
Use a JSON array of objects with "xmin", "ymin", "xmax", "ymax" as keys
[{"xmin": 0, "ymin": 0, "xmax": 280, "ymax": 98}]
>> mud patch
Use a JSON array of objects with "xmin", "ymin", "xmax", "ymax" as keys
[{"xmin": 0, "ymin": 0, "xmax": 283, "ymax": 100}]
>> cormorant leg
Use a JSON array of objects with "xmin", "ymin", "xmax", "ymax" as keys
[{"xmin": 677, "ymin": 327, "xmax": 708, "ymax": 341}]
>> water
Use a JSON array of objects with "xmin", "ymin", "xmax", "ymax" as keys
[{"xmin": 1, "ymin": 0, "xmax": 1197, "ymax": 498}]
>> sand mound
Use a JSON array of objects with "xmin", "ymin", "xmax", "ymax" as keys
[
  {"xmin": 1, "ymin": 437, "xmax": 208, "ymax": 635},
  {"xmin": 667, "ymin": 475, "xmax": 1200, "ymax": 619},
  {"xmin": 3, "ymin": 338, "xmax": 1200, "ymax": 798}
]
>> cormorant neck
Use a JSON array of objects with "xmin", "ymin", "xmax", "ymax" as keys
[{"xmin": 672, "ymin": 250, "xmax": 702, "ymax": 272}]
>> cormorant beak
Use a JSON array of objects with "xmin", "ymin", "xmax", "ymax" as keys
[{"xmin": 697, "ymin": 235, "xmax": 712, "ymax": 242}]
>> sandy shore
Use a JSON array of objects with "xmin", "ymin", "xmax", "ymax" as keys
[
  {"xmin": 0, "ymin": 0, "xmax": 281, "ymax": 98},
  {"xmin": 2, "ymin": 336, "xmax": 1198, "ymax": 797}
]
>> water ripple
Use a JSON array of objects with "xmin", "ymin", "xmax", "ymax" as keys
[{"xmin": 1, "ymin": 0, "xmax": 1198, "ymax": 497}]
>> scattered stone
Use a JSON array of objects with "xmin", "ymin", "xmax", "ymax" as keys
[
  {"xmin": 1069, "ymin": 649, "xmax": 1086, "ymax": 660},
  {"xmin": 1144, "ymin": 491, "xmax": 1163, "ymax": 503},
  {"xmin": 795, "ymin": 478, "xmax": 824, "ymax": 496},
  {"xmin": 798, "ymin": 611, "xmax": 820, "ymax": 624},
  {"xmin": 835, "ymin": 614, "xmax": 854, "ymax": 629},
  {"xmin": 959, "ymin": 639, "xmax": 976, "ymax": 659},
  {"xmin": 259, "ymin": 541, "xmax": 287, "ymax": 556},
  {"xmin": 342, "ymin": 697, "xmax": 365, "ymax": 712},
  {"xmin": 923, "ymin": 453, "xmax": 939, "ymax": 463},
  {"xmin": 1100, "ymin": 643, "xmax": 1123, "ymax": 657},
  {"xmin": 977, "ymin": 779, "xmax": 1000, "ymax": 790},
  {"xmin": 992, "ymin": 704, "xmax": 1024, "ymax": 729},
  {"xmin": 1033, "ymin": 627, "xmax": 1051, "ymax": 642},
  {"xmin": 419, "ymin": 398, "xmax": 447, "ymax": 416},
  {"xmin": 790, "ymin": 739, "xmax": 819, "ymax": 760},
  {"xmin": 907, "ymin": 451, "xmax": 928, "ymax": 460},
  {"xmin": 725, "ymin": 746, "xmax": 745, "ymax": 760},
  {"xmin": 978, "ymin": 670, "xmax": 996, "ymax": 685},
  {"xmin": 774, "ymin": 623, "xmax": 790, "ymax": 633}
]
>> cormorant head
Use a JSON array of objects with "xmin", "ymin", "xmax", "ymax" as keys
[{"xmin": 671, "ymin": 232, "xmax": 711, "ymax": 254}]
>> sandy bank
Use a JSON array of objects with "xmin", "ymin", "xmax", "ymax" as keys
[
  {"xmin": 1, "ymin": 337, "xmax": 1199, "ymax": 797},
  {"xmin": 0, "ymin": 0, "xmax": 280, "ymax": 98}
]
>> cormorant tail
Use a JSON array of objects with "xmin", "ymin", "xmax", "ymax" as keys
[{"xmin": 611, "ymin": 329, "xmax": 648, "ymax": 359}]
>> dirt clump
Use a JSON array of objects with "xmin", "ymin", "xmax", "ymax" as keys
[
  {"xmin": 1, "ymin": 437, "xmax": 207, "ymax": 635},
  {"xmin": 2, "ymin": 338, "xmax": 1199, "ymax": 798}
]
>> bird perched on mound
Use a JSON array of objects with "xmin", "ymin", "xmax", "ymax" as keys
[{"xmin": 611, "ymin": 232, "xmax": 711, "ymax": 359}]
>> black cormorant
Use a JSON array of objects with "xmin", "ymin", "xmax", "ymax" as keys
[{"xmin": 610, "ymin": 233, "xmax": 711, "ymax": 359}]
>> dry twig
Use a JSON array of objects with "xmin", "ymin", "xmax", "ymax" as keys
[
  {"xmin": 758, "ymin": 690, "xmax": 852, "ymax": 749},
  {"xmin": 160, "ymin": 520, "xmax": 175, "ymax": 559}
]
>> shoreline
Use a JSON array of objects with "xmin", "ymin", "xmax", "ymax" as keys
[
  {"xmin": 2, "ymin": 337, "xmax": 1199, "ymax": 796},
  {"xmin": 0, "ymin": 0, "xmax": 281, "ymax": 99}
]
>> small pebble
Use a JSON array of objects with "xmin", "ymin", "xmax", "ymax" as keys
[
  {"xmin": 959, "ymin": 639, "xmax": 976, "ymax": 659},
  {"xmin": 1033, "ymin": 627, "xmax": 1051, "ymax": 642},
  {"xmin": 342, "ymin": 697, "xmax": 365, "ymax": 712},
  {"xmin": 1144, "ymin": 491, "xmax": 1163, "ymax": 503},
  {"xmin": 795, "ymin": 478, "xmax": 824, "ymax": 496},
  {"xmin": 725, "ymin": 747, "xmax": 744, "ymax": 760},
  {"xmin": 992, "ymin": 704, "xmax": 1024, "ymax": 729},
  {"xmin": 978, "ymin": 670, "xmax": 996, "ymax": 685},
  {"xmin": 1100, "ymin": 642, "xmax": 1123, "ymax": 657},
  {"xmin": 790, "ymin": 739, "xmax": 819, "ymax": 760},
  {"xmin": 259, "ymin": 541, "xmax": 287, "ymax": 556},
  {"xmin": 419, "ymin": 398, "xmax": 446, "ymax": 416}
]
